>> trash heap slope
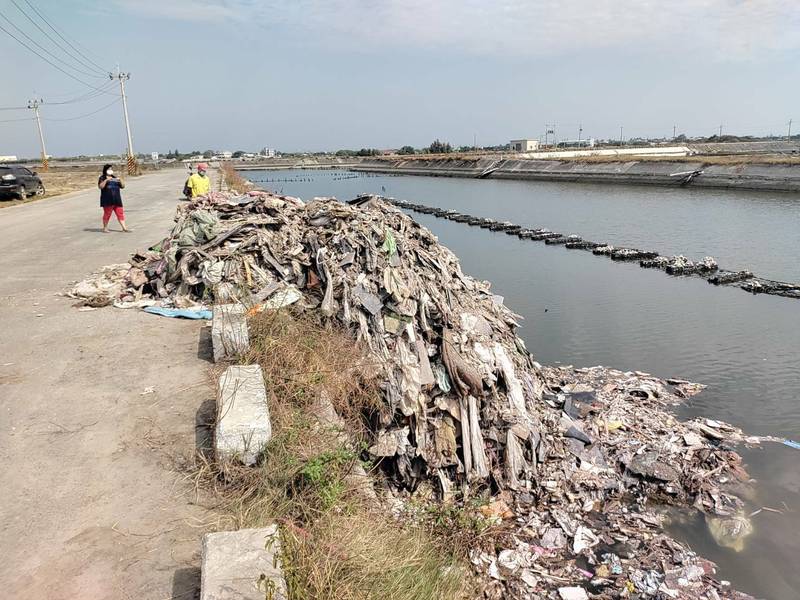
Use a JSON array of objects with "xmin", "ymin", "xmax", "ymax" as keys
[{"xmin": 76, "ymin": 190, "xmax": 759, "ymax": 598}]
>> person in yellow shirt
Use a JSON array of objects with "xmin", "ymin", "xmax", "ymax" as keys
[{"xmin": 186, "ymin": 162, "xmax": 211, "ymax": 197}]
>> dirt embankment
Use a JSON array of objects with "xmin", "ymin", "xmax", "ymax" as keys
[{"xmin": 353, "ymin": 156, "xmax": 800, "ymax": 192}]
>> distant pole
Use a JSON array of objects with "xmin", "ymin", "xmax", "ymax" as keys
[
  {"xmin": 619, "ymin": 126, "xmax": 624, "ymax": 146},
  {"xmin": 110, "ymin": 67, "xmax": 136, "ymax": 175},
  {"xmin": 788, "ymin": 119, "xmax": 793, "ymax": 141},
  {"xmin": 473, "ymin": 132, "xmax": 477, "ymax": 152},
  {"xmin": 718, "ymin": 123, "xmax": 723, "ymax": 138},
  {"xmin": 673, "ymin": 124, "xmax": 677, "ymax": 140},
  {"xmin": 578, "ymin": 123, "xmax": 583, "ymax": 144},
  {"xmin": 27, "ymin": 98, "xmax": 47, "ymax": 171}
]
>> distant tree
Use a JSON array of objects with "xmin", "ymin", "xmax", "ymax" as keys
[
  {"xmin": 457, "ymin": 145, "xmax": 474, "ymax": 153},
  {"xmin": 398, "ymin": 146, "xmax": 416, "ymax": 155},
  {"xmin": 335, "ymin": 149, "xmax": 356, "ymax": 157},
  {"xmin": 202, "ymin": 150, "xmax": 214, "ymax": 158},
  {"xmin": 427, "ymin": 139, "xmax": 452, "ymax": 154},
  {"xmin": 356, "ymin": 148, "xmax": 380, "ymax": 156},
  {"xmin": 232, "ymin": 150, "xmax": 245, "ymax": 158}
]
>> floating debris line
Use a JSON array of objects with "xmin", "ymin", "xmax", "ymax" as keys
[{"xmin": 385, "ymin": 198, "xmax": 800, "ymax": 300}]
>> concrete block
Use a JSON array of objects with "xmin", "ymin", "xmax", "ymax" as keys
[
  {"xmin": 212, "ymin": 303, "xmax": 249, "ymax": 362},
  {"xmin": 201, "ymin": 525, "xmax": 287, "ymax": 600},
  {"xmin": 216, "ymin": 365, "xmax": 271, "ymax": 466}
]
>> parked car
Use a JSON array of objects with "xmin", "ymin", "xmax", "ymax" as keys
[{"xmin": 0, "ymin": 165, "xmax": 45, "ymax": 199}]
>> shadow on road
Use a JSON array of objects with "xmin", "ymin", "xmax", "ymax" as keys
[{"xmin": 171, "ymin": 566, "xmax": 201, "ymax": 600}]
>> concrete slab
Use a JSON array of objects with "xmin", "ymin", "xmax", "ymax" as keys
[
  {"xmin": 201, "ymin": 526, "xmax": 287, "ymax": 600},
  {"xmin": 212, "ymin": 303, "xmax": 249, "ymax": 362},
  {"xmin": 216, "ymin": 365, "xmax": 271, "ymax": 465}
]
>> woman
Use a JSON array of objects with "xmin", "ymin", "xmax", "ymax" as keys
[{"xmin": 98, "ymin": 163, "xmax": 129, "ymax": 232}]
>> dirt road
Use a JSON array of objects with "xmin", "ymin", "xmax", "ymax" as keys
[{"xmin": 0, "ymin": 169, "xmax": 214, "ymax": 599}]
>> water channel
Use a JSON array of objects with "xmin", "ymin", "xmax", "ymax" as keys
[{"xmin": 249, "ymin": 168, "xmax": 800, "ymax": 599}]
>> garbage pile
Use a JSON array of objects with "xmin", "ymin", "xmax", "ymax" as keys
[
  {"xmin": 72, "ymin": 190, "xmax": 760, "ymax": 598},
  {"xmin": 469, "ymin": 365, "xmax": 758, "ymax": 600}
]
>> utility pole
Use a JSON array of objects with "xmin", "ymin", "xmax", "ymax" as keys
[
  {"xmin": 788, "ymin": 119, "xmax": 793, "ymax": 141},
  {"xmin": 673, "ymin": 124, "xmax": 677, "ymax": 140},
  {"xmin": 718, "ymin": 123, "xmax": 723, "ymax": 138},
  {"xmin": 578, "ymin": 123, "xmax": 583, "ymax": 145},
  {"xmin": 27, "ymin": 98, "xmax": 47, "ymax": 171},
  {"xmin": 473, "ymin": 133, "xmax": 477, "ymax": 152},
  {"xmin": 110, "ymin": 67, "xmax": 136, "ymax": 174},
  {"xmin": 619, "ymin": 126, "xmax": 624, "ymax": 146}
]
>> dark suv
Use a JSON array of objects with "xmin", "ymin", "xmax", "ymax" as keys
[{"xmin": 0, "ymin": 165, "xmax": 45, "ymax": 199}]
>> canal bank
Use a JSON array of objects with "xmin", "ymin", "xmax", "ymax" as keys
[
  {"xmin": 243, "ymin": 168, "xmax": 800, "ymax": 599},
  {"xmin": 352, "ymin": 157, "xmax": 800, "ymax": 192}
]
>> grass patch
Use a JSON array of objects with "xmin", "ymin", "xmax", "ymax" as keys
[
  {"xmin": 199, "ymin": 309, "xmax": 475, "ymax": 600},
  {"xmin": 220, "ymin": 162, "xmax": 252, "ymax": 193}
]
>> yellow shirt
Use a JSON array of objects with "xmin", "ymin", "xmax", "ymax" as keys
[{"xmin": 187, "ymin": 173, "xmax": 211, "ymax": 197}]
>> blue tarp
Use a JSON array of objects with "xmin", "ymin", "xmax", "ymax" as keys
[{"xmin": 143, "ymin": 306, "xmax": 212, "ymax": 320}]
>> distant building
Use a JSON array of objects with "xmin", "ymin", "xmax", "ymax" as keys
[
  {"xmin": 0, "ymin": 155, "xmax": 18, "ymax": 162},
  {"xmin": 262, "ymin": 148, "xmax": 276, "ymax": 158},
  {"xmin": 509, "ymin": 139, "xmax": 540, "ymax": 152},
  {"xmin": 220, "ymin": 151, "xmax": 233, "ymax": 159},
  {"xmin": 556, "ymin": 138, "xmax": 596, "ymax": 148}
]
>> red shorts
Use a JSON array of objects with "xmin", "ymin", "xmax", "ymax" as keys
[{"xmin": 102, "ymin": 205, "xmax": 124, "ymax": 221}]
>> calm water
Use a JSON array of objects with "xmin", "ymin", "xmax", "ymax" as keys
[{"xmin": 251, "ymin": 169, "xmax": 800, "ymax": 599}]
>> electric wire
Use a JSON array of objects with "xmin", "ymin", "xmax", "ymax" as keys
[
  {"xmin": 42, "ymin": 96, "xmax": 121, "ymax": 122},
  {"xmin": 21, "ymin": 0, "xmax": 110, "ymax": 74},
  {"xmin": 9, "ymin": 0, "xmax": 107, "ymax": 77},
  {"xmin": 0, "ymin": 8, "xmax": 105, "ymax": 79},
  {"xmin": 0, "ymin": 20, "xmax": 118, "ymax": 95},
  {"xmin": 0, "ymin": 82, "xmax": 118, "ymax": 113},
  {"xmin": 47, "ymin": 82, "xmax": 119, "ymax": 105},
  {"xmin": 0, "ymin": 115, "xmax": 34, "ymax": 123}
]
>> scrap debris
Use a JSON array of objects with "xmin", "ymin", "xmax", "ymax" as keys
[{"xmin": 72, "ymin": 189, "xmax": 764, "ymax": 598}]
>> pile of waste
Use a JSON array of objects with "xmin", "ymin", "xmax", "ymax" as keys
[{"xmin": 72, "ymin": 190, "xmax": 760, "ymax": 598}]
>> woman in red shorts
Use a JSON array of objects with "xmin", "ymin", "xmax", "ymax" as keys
[{"xmin": 98, "ymin": 163, "xmax": 130, "ymax": 233}]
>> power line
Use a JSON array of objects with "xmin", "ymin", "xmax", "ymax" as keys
[
  {"xmin": 0, "ymin": 115, "xmax": 35, "ymax": 123},
  {"xmin": 22, "ymin": 0, "xmax": 110, "ymax": 73},
  {"xmin": 42, "ymin": 96, "xmax": 121, "ymax": 122},
  {"xmin": 10, "ymin": 0, "xmax": 107, "ymax": 76},
  {"xmin": 0, "ymin": 84, "xmax": 117, "ymax": 112},
  {"xmin": 0, "ymin": 8, "xmax": 104, "ymax": 79},
  {"xmin": 0, "ymin": 20, "xmax": 117, "ymax": 95},
  {"xmin": 47, "ymin": 82, "xmax": 118, "ymax": 105}
]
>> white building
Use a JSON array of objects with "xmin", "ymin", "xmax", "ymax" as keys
[{"xmin": 509, "ymin": 139, "xmax": 540, "ymax": 152}]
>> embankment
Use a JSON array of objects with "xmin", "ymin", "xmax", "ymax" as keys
[{"xmin": 353, "ymin": 157, "xmax": 800, "ymax": 192}]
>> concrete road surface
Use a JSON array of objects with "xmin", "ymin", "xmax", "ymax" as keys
[{"xmin": 0, "ymin": 169, "xmax": 215, "ymax": 599}]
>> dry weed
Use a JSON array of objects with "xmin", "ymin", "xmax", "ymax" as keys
[
  {"xmin": 220, "ymin": 162, "xmax": 252, "ymax": 193},
  {"xmin": 195, "ymin": 308, "xmax": 474, "ymax": 599}
]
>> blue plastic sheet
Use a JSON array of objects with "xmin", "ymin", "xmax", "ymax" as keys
[
  {"xmin": 782, "ymin": 439, "xmax": 800, "ymax": 450},
  {"xmin": 143, "ymin": 306, "xmax": 212, "ymax": 320}
]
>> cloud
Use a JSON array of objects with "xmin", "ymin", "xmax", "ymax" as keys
[
  {"xmin": 116, "ymin": 0, "xmax": 800, "ymax": 60},
  {"xmin": 113, "ymin": 0, "xmax": 243, "ymax": 23}
]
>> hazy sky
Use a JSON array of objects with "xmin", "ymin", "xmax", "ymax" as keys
[{"xmin": 1, "ymin": 0, "xmax": 798, "ymax": 156}]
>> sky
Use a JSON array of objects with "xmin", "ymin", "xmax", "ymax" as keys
[{"xmin": 1, "ymin": 0, "xmax": 798, "ymax": 157}]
